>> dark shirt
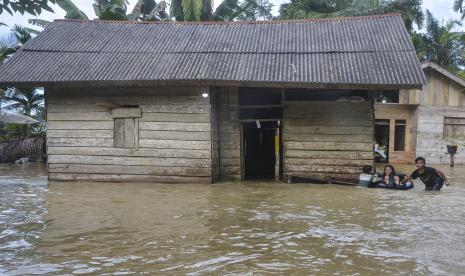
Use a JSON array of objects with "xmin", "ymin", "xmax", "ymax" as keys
[{"xmin": 411, "ymin": 167, "xmax": 440, "ymax": 188}]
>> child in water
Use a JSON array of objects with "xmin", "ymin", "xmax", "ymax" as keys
[
  {"xmin": 404, "ymin": 157, "xmax": 449, "ymax": 191},
  {"xmin": 379, "ymin": 165, "xmax": 414, "ymax": 189},
  {"xmin": 358, "ymin": 165, "xmax": 380, "ymax": 187},
  {"xmin": 380, "ymin": 165, "xmax": 400, "ymax": 187}
]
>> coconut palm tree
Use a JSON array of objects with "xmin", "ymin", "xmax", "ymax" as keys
[
  {"xmin": 417, "ymin": 11, "xmax": 465, "ymax": 73},
  {"xmin": 3, "ymin": 88, "xmax": 45, "ymax": 118},
  {"xmin": 454, "ymin": 0, "xmax": 465, "ymax": 20},
  {"xmin": 169, "ymin": 0, "xmax": 211, "ymax": 21},
  {"xmin": 2, "ymin": 88, "xmax": 45, "ymax": 137},
  {"xmin": 0, "ymin": 25, "xmax": 38, "ymax": 64}
]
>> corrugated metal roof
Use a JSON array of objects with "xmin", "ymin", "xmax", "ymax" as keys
[{"xmin": 0, "ymin": 14, "xmax": 425, "ymax": 88}]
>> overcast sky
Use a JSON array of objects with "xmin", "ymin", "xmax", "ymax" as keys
[{"xmin": 0, "ymin": 0, "xmax": 462, "ymax": 34}]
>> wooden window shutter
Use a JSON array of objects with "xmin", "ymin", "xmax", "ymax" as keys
[
  {"xmin": 444, "ymin": 117, "xmax": 465, "ymax": 138},
  {"xmin": 112, "ymin": 108, "xmax": 141, "ymax": 149}
]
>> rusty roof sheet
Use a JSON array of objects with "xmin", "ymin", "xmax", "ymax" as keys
[{"xmin": 0, "ymin": 14, "xmax": 425, "ymax": 88}]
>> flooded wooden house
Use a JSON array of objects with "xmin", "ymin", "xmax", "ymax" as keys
[
  {"xmin": 0, "ymin": 14, "xmax": 425, "ymax": 183},
  {"xmin": 375, "ymin": 62, "xmax": 465, "ymax": 164}
]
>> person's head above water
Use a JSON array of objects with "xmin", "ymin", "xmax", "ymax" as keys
[
  {"xmin": 415, "ymin": 157, "xmax": 426, "ymax": 169},
  {"xmin": 362, "ymin": 165, "xmax": 372, "ymax": 174},
  {"xmin": 384, "ymin": 165, "xmax": 396, "ymax": 176}
]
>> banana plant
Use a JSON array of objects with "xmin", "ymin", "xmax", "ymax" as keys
[
  {"xmin": 56, "ymin": 0, "xmax": 88, "ymax": 19},
  {"xmin": 128, "ymin": 0, "xmax": 169, "ymax": 21},
  {"xmin": 93, "ymin": 0, "xmax": 128, "ymax": 20},
  {"xmin": 213, "ymin": 0, "xmax": 254, "ymax": 21}
]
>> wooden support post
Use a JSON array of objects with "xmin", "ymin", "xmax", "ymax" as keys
[
  {"xmin": 450, "ymin": 153, "xmax": 455, "ymax": 167},
  {"xmin": 275, "ymin": 126, "xmax": 280, "ymax": 181}
]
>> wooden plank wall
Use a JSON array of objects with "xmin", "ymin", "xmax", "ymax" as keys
[
  {"xmin": 46, "ymin": 87, "xmax": 213, "ymax": 183},
  {"xmin": 398, "ymin": 69, "xmax": 465, "ymax": 164},
  {"xmin": 217, "ymin": 87, "xmax": 241, "ymax": 181},
  {"xmin": 400, "ymin": 70, "xmax": 465, "ymax": 107},
  {"xmin": 416, "ymin": 106, "xmax": 465, "ymax": 164},
  {"xmin": 283, "ymin": 101, "xmax": 374, "ymax": 180},
  {"xmin": 210, "ymin": 88, "xmax": 220, "ymax": 182}
]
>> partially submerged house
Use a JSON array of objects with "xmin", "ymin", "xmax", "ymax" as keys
[
  {"xmin": 375, "ymin": 62, "xmax": 465, "ymax": 164},
  {"xmin": 0, "ymin": 14, "xmax": 425, "ymax": 183}
]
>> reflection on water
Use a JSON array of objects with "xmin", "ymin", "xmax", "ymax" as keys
[{"xmin": 1, "ymin": 164, "xmax": 465, "ymax": 275}]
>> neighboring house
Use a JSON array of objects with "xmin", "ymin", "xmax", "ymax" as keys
[
  {"xmin": 0, "ymin": 14, "xmax": 424, "ymax": 183},
  {"xmin": 375, "ymin": 62, "xmax": 465, "ymax": 164}
]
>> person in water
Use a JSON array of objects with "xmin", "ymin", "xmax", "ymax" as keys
[
  {"xmin": 381, "ymin": 165, "xmax": 400, "ymax": 187},
  {"xmin": 358, "ymin": 165, "xmax": 380, "ymax": 187},
  {"xmin": 380, "ymin": 165, "xmax": 413, "ymax": 189},
  {"xmin": 404, "ymin": 157, "xmax": 449, "ymax": 191},
  {"xmin": 358, "ymin": 165, "xmax": 374, "ymax": 187}
]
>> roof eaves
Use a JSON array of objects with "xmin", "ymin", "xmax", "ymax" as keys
[{"xmin": 0, "ymin": 79, "xmax": 424, "ymax": 90}]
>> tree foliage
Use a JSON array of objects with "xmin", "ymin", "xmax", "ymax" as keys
[
  {"xmin": 0, "ymin": 0, "xmax": 55, "ymax": 16},
  {"xmin": 454, "ymin": 0, "xmax": 465, "ymax": 20},
  {"xmin": 91, "ymin": 0, "xmax": 170, "ymax": 21},
  {"xmin": 236, "ymin": 0, "xmax": 273, "ymax": 20},
  {"xmin": 413, "ymin": 10, "xmax": 465, "ymax": 74},
  {"xmin": 170, "ymin": 0, "xmax": 212, "ymax": 21},
  {"xmin": 279, "ymin": 0, "xmax": 423, "ymax": 33},
  {"xmin": 3, "ymin": 88, "xmax": 45, "ymax": 117},
  {"xmin": 56, "ymin": 0, "xmax": 88, "ymax": 19},
  {"xmin": 0, "ymin": 25, "xmax": 38, "ymax": 64},
  {"xmin": 1, "ymin": 88, "xmax": 45, "ymax": 139},
  {"xmin": 213, "ymin": 0, "xmax": 273, "ymax": 21},
  {"xmin": 93, "ymin": 0, "xmax": 129, "ymax": 20},
  {"xmin": 128, "ymin": 0, "xmax": 169, "ymax": 20}
]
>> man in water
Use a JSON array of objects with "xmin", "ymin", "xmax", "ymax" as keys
[{"xmin": 404, "ymin": 157, "xmax": 449, "ymax": 191}]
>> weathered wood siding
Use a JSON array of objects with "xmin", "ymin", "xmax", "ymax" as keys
[
  {"xmin": 374, "ymin": 104, "xmax": 417, "ymax": 163},
  {"xmin": 400, "ymin": 70, "xmax": 465, "ymax": 107},
  {"xmin": 46, "ymin": 87, "xmax": 213, "ymax": 183},
  {"xmin": 217, "ymin": 87, "xmax": 241, "ymax": 181},
  {"xmin": 283, "ymin": 101, "xmax": 374, "ymax": 180},
  {"xmin": 416, "ymin": 106, "xmax": 465, "ymax": 164},
  {"xmin": 399, "ymin": 69, "xmax": 465, "ymax": 164},
  {"xmin": 210, "ymin": 88, "xmax": 220, "ymax": 182}
]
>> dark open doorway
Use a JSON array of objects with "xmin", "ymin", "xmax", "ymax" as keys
[
  {"xmin": 375, "ymin": 119, "xmax": 390, "ymax": 162},
  {"xmin": 243, "ymin": 121, "xmax": 278, "ymax": 180}
]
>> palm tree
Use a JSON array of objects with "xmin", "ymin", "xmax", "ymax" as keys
[
  {"xmin": 2, "ymin": 88, "xmax": 45, "ymax": 137},
  {"xmin": 3, "ymin": 88, "xmax": 45, "ymax": 118},
  {"xmin": 454, "ymin": 0, "xmax": 465, "ymax": 20},
  {"xmin": 414, "ymin": 11, "xmax": 465, "ymax": 74},
  {"xmin": 170, "ymin": 0, "xmax": 212, "ymax": 21},
  {"xmin": 0, "ymin": 25, "xmax": 38, "ymax": 64}
]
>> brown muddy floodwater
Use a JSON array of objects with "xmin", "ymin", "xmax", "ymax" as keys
[{"xmin": 1, "ymin": 164, "xmax": 465, "ymax": 275}]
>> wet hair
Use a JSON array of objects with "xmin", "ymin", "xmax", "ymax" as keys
[
  {"xmin": 383, "ymin": 165, "xmax": 396, "ymax": 176},
  {"xmin": 362, "ymin": 165, "xmax": 372, "ymax": 174},
  {"xmin": 415, "ymin": 157, "xmax": 426, "ymax": 164}
]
